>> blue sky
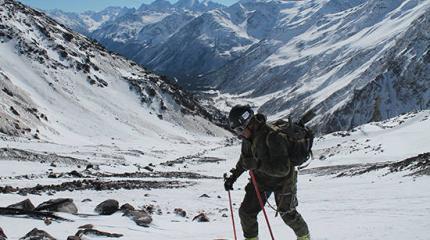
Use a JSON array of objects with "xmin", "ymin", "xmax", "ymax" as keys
[{"xmin": 18, "ymin": 0, "xmax": 236, "ymax": 13}]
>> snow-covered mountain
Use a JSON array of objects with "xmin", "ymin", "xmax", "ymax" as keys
[
  {"xmin": 203, "ymin": 0, "xmax": 430, "ymax": 133},
  {"xmin": 0, "ymin": 0, "xmax": 228, "ymax": 144},
  {"xmin": 46, "ymin": 0, "xmax": 224, "ymax": 44},
  {"xmin": 46, "ymin": 7, "xmax": 131, "ymax": 35},
  {"xmin": 47, "ymin": 0, "xmax": 430, "ymax": 134}
]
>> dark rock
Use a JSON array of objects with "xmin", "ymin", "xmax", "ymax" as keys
[
  {"xmin": 174, "ymin": 208, "xmax": 186, "ymax": 217},
  {"xmin": 120, "ymin": 203, "xmax": 135, "ymax": 212},
  {"xmin": 19, "ymin": 228, "xmax": 56, "ymax": 240},
  {"xmin": 123, "ymin": 210, "xmax": 152, "ymax": 227},
  {"xmin": 2, "ymin": 88, "xmax": 13, "ymax": 97},
  {"xmin": 143, "ymin": 204, "xmax": 155, "ymax": 214},
  {"xmin": 0, "ymin": 186, "xmax": 17, "ymax": 194},
  {"xmin": 78, "ymin": 224, "xmax": 93, "ymax": 229},
  {"xmin": 143, "ymin": 166, "xmax": 154, "ymax": 172},
  {"xmin": 199, "ymin": 194, "xmax": 210, "ymax": 198},
  {"xmin": 35, "ymin": 198, "xmax": 78, "ymax": 214},
  {"xmin": 7, "ymin": 199, "xmax": 35, "ymax": 211},
  {"xmin": 48, "ymin": 172, "xmax": 61, "ymax": 178},
  {"xmin": 0, "ymin": 227, "xmax": 6, "ymax": 240},
  {"xmin": 44, "ymin": 218, "xmax": 52, "ymax": 225},
  {"xmin": 68, "ymin": 170, "xmax": 83, "ymax": 178},
  {"xmin": 222, "ymin": 213, "xmax": 228, "ymax": 217},
  {"xmin": 192, "ymin": 213, "xmax": 209, "ymax": 222},
  {"xmin": 95, "ymin": 199, "xmax": 119, "ymax": 215},
  {"xmin": 49, "ymin": 163, "xmax": 56, "ymax": 167},
  {"xmin": 62, "ymin": 32, "xmax": 74, "ymax": 42},
  {"xmin": 85, "ymin": 164, "xmax": 94, "ymax": 170},
  {"xmin": 9, "ymin": 106, "xmax": 19, "ymax": 116},
  {"xmin": 81, "ymin": 199, "xmax": 92, "ymax": 203},
  {"xmin": 75, "ymin": 229, "xmax": 122, "ymax": 238},
  {"xmin": 66, "ymin": 236, "xmax": 80, "ymax": 240}
]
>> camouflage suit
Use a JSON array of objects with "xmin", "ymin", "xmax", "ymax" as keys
[{"xmin": 230, "ymin": 114, "xmax": 309, "ymax": 239}]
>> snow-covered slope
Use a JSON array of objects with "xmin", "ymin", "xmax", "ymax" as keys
[
  {"xmin": 0, "ymin": 106, "xmax": 428, "ymax": 239},
  {"xmin": 0, "ymin": 0, "xmax": 228, "ymax": 145},
  {"xmin": 312, "ymin": 110, "xmax": 430, "ymax": 167}
]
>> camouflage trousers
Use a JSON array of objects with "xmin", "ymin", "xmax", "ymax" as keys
[{"xmin": 238, "ymin": 171, "xmax": 309, "ymax": 238}]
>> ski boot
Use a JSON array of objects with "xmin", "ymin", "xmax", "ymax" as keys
[{"xmin": 297, "ymin": 233, "xmax": 310, "ymax": 240}]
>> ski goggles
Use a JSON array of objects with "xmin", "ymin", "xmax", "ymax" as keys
[{"xmin": 231, "ymin": 116, "xmax": 252, "ymax": 135}]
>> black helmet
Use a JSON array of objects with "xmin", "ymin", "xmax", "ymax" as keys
[{"xmin": 228, "ymin": 105, "xmax": 254, "ymax": 134}]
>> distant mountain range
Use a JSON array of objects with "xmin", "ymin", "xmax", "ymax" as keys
[{"xmin": 45, "ymin": 0, "xmax": 430, "ymax": 133}]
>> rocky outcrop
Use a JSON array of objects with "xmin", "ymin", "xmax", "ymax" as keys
[
  {"xmin": 174, "ymin": 208, "xmax": 187, "ymax": 217},
  {"xmin": 95, "ymin": 200, "xmax": 119, "ymax": 215},
  {"xmin": 20, "ymin": 228, "xmax": 56, "ymax": 240},
  {"xmin": 7, "ymin": 199, "xmax": 35, "ymax": 211},
  {"xmin": 35, "ymin": 198, "xmax": 78, "ymax": 214},
  {"xmin": 192, "ymin": 212, "xmax": 209, "ymax": 222},
  {"xmin": 123, "ymin": 210, "xmax": 153, "ymax": 227},
  {"xmin": 75, "ymin": 229, "xmax": 122, "ymax": 238},
  {"xmin": 120, "ymin": 203, "xmax": 135, "ymax": 212}
]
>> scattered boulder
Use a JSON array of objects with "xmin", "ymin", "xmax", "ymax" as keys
[
  {"xmin": 81, "ymin": 199, "xmax": 92, "ymax": 203},
  {"xmin": 95, "ymin": 199, "xmax": 119, "ymax": 215},
  {"xmin": 78, "ymin": 224, "xmax": 93, "ymax": 229},
  {"xmin": 75, "ymin": 229, "xmax": 122, "ymax": 238},
  {"xmin": 123, "ymin": 210, "xmax": 152, "ymax": 227},
  {"xmin": 156, "ymin": 208, "xmax": 163, "ymax": 215},
  {"xmin": 199, "ymin": 194, "xmax": 210, "ymax": 198},
  {"xmin": 68, "ymin": 170, "xmax": 83, "ymax": 178},
  {"xmin": 44, "ymin": 218, "xmax": 52, "ymax": 225},
  {"xmin": 35, "ymin": 198, "xmax": 78, "ymax": 214},
  {"xmin": 174, "ymin": 208, "xmax": 186, "ymax": 217},
  {"xmin": 192, "ymin": 213, "xmax": 209, "ymax": 222},
  {"xmin": 9, "ymin": 106, "xmax": 19, "ymax": 116},
  {"xmin": 143, "ymin": 204, "xmax": 155, "ymax": 214},
  {"xmin": 66, "ymin": 236, "xmax": 80, "ymax": 240},
  {"xmin": 0, "ymin": 227, "xmax": 6, "ymax": 240},
  {"xmin": 0, "ymin": 186, "xmax": 17, "ymax": 194},
  {"xmin": 47, "ymin": 172, "xmax": 61, "ymax": 178},
  {"xmin": 7, "ymin": 199, "xmax": 35, "ymax": 211},
  {"xmin": 143, "ymin": 166, "xmax": 154, "ymax": 172},
  {"xmin": 120, "ymin": 203, "xmax": 135, "ymax": 212},
  {"xmin": 20, "ymin": 228, "xmax": 56, "ymax": 240},
  {"xmin": 85, "ymin": 164, "xmax": 99, "ymax": 171}
]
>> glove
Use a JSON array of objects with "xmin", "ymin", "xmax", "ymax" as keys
[{"xmin": 224, "ymin": 175, "xmax": 236, "ymax": 191}]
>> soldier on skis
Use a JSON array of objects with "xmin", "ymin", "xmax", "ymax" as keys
[{"xmin": 224, "ymin": 105, "xmax": 311, "ymax": 240}]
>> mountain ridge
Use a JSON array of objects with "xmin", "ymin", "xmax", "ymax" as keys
[{"xmin": 0, "ymin": 0, "xmax": 228, "ymax": 144}]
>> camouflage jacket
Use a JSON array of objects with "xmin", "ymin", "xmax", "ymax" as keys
[{"xmin": 231, "ymin": 114, "xmax": 295, "ymax": 190}]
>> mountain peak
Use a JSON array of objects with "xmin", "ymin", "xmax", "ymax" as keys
[{"xmin": 174, "ymin": 0, "xmax": 200, "ymax": 9}]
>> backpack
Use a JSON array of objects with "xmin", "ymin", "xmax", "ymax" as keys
[{"xmin": 269, "ymin": 116, "xmax": 314, "ymax": 168}]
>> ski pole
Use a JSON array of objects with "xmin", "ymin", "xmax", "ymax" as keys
[
  {"xmin": 228, "ymin": 190, "xmax": 238, "ymax": 240},
  {"xmin": 249, "ymin": 170, "xmax": 275, "ymax": 240}
]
